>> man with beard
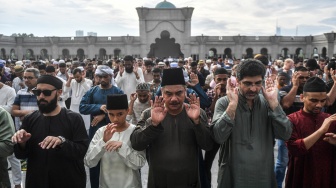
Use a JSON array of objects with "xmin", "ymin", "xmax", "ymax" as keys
[
  {"xmin": 56, "ymin": 62, "xmax": 68, "ymax": 81},
  {"xmin": 126, "ymin": 83, "xmax": 151, "ymax": 125},
  {"xmin": 79, "ymin": 65, "xmax": 124, "ymax": 188},
  {"xmin": 149, "ymin": 68, "xmax": 161, "ymax": 97},
  {"xmin": 203, "ymin": 67, "xmax": 229, "ymax": 188},
  {"xmin": 64, "ymin": 67, "xmax": 92, "ymax": 133},
  {"xmin": 143, "ymin": 60, "xmax": 153, "ymax": 83},
  {"xmin": 12, "ymin": 65, "xmax": 26, "ymax": 93},
  {"xmin": 211, "ymin": 59, "xmax": 292, "ymax": 187},
  {"xmin": 115, "ymin": 55, "xmax": 144, "ymax": 100},
  {"xmin": 85, "ymin": 62, "xmax": 95, "ymax": 80},
  {"xmin": 285, "ymin": 77, "xmax": 336, "ymax": 188},
  {"xmin": 130, "ymin": 68, "xmax": 213, "ymax": 188},
  {"xmin": 12, "ymin": 75, "xmax": 89, "ymax": 188}
]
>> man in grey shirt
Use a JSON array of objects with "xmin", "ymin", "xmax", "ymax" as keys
[{"xmin": 211, "ymin": 59, "xmax": 292, "ymax": 188}]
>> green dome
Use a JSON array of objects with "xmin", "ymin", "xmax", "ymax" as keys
[{"xmin": 155, "ymin": 1, "xmax": 176, "ymax": 8}]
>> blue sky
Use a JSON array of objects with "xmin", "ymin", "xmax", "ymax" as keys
[{"xmin": 1, "ymin": 0, "xmax": 335, "ymax": 37}]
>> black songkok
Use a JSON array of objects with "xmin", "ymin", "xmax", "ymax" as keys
[
  {"xmin": 106, "ymin": 94, "xmax": 128, "ymax": 110},
  {"xmin": 303, "ymin": 77, "xmax": 327, "ymax": 92},
  {"xmin": 37, "ymin": 75, "xmax": 63, "ymax": 89},
  {"xmin": 161, "ymin": 68, "xmax": 185, "ymax": 87}
]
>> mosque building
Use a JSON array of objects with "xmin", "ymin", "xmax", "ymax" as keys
[{"xmin": 0, "ymin": 0, "xmax": 335, "ymax": 61}]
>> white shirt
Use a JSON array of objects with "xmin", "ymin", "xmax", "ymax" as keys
[
  {"xmin": 126, "ymin": 99, "xmax": 150, "ymax": 125},
  {"xmin": 12, "ymin": 77, "xmax": 26, "ymax": 93},
  {"xmin": 85, "ymin": 124, "xmax": 145, "ymax": 188},
  {"xmin": 115, "ymin": 69, "xmax": 144, "ymax": 100},
  {"xmin": 64, "ymin": 78, "xmax": 92, "ymax": 105},
  {"xmin": 0, "ymin": 84, "xmax": 16, "ymax": 112}
]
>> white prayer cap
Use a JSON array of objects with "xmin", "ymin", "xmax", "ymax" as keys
[
  {"xmin": 170, "ymin": 62, "xmax": 178, "ymax": 68},
  {"xmin": 15, "ymin": 61, "xmax": 23, "ymax": 66},
  {"xmin": 53, "ymin": 61, "xmax": 59, "ymax": 65},
  {"xmin": 95, "ymin": 65, "xmax": 114, "ymax": 76},
  {"xmin": 59, "ymin": 60, "xmax": 65, "ymax": 64},
  {"xmin": 206, "ymin": 59, "xmax": 212, "ymax": 63}
]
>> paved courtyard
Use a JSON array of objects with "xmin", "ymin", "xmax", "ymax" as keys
[{"xmin": 9, "ymin": 145, "xmax": 284, "ymax": 188}]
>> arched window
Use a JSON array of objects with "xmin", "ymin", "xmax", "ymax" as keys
[
  {"xmin": 62, "ymin": 49, "xmax": 70, "ymax": 59},
  {"xmin": 114, "ymin": 49, "xmax": 121, "ymax": 58},
  {"xmin": 26, "ymin": 49, "xmax": 34, "ymax": 59},
  {"xmin": 99, "ymin": 48, "xmax": 107, "ymax": 60},
  {"xmin": 260, "ymin": 48, "xmax": 268, "ymax": 56},
  {"xmin": 281, "ymin": 48, "xmax": 289, "ymax": 58},
  {"xmin": 322, "ymin": 47, "xmax": 327, "ymax": 58},
  {"xmin": 224, "ymin": 48, "xmax": 232, "ymax": 59},
  {"xmin": 40, "ymin": 49, "xmax": 48, "ymax": 60},
  {"xmin": 77, "ymin": 49, "xmax": 85, "ymax": 60},
  {"xmin": 10, "ymin": 49, "xmax": 16, "ymax": 59},
  {"xmin": 1, "ymin": 48, "xmax": 6, "ymax": 59},
  {"xmin": 246, "ymin": 48, "xmax": 253, "ymax": 58},
  {"xmin": 209, "ymin": 48, "xmax": 217, "ymax": 58}
]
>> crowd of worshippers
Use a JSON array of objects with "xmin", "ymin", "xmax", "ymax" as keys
[{"xmin": 1, "ymin": 54, "xmax": 336, "ymax": 188}]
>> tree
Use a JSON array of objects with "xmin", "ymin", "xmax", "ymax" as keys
[{"xmin": 11, "ymin": 33, "xmax": 36, "ymax": 37}]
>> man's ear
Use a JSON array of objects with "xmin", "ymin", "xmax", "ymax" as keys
[{"xmin": 300, "ymin": 93, "xmax": 304, "ymax": 102}]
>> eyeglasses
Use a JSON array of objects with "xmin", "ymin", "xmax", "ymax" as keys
[
  {"xmin": 298, "ymin": 76, "xmax": 310, "ymax": 80},
  {"xmin": 32, "ymin": 88, "xmax": 57, "ymax": 96},
  {"xmin": 23, "ymin": 76, "xmax": 35, "ymax": 80},
  {"xmin": 241, "ymin": 81, "xmax": 263, "ymax": 88}
]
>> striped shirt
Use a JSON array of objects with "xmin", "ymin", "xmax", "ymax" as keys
[{"xmin": 13, "ymin": 88, "xmax": 39, "ymax": 111}]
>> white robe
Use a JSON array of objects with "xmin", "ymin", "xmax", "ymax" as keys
[{"xmin": 85, "ymin": 124, "xmax": 146, "ymax": 188}]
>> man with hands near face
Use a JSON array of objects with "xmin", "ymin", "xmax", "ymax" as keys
[
  {"xmin": 85, "ymin": 94, "xmax": 145, "ymax": 188},
  {"xmin": 11, "ymin": 75, "xmax": 89, "ymax": 188},
  {"xmin": 211, "ymin": 59, "xmax": 292, "ymax": 187},
  {"xmin": 131, "ymin": 68, "xmax": 213, "ymax": 188},
  {"xmin": 285, "ymin": 77, "xmax": 336, "ymax": 188},
  {"xmin": 126, "ymin": 83, "xmax": 151, "ymax": 125}
]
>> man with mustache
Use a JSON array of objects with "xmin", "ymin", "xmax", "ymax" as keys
[
  {"xmin": 212, "ymin": 59, "xmax": 293, "ymax": 187},
  {"xmin": 64, "ymin": 67, "xmax": 92, "ymax": 133},
  {"xmin": 115, "ymin": 55, "xmax": 144, "ymax": 100},
  {"xmin": 79, "ymin": 65, "xmax": 124, "ymax": 188},
  {"xmin": 12, "ymin": 75, "xmax": 89, "ymax": 188},
  {"xmin": 285, "ymin": 77, "xmax": 336, "ymax": 188},
  {"xmin": 131, "ymin": 68, "xmax": 213, "ymax": 188}
]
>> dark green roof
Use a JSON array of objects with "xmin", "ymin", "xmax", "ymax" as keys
[{"xmin": 155, "ymin": 1, "xmax": 176, "ymax": 8}]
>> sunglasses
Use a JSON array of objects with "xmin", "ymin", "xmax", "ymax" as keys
[{"xmin": 32, "ymin": 88, "xmax": 57, "ymax": 96}]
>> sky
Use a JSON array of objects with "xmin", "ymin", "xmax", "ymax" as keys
[{"xmin": 1, "ymin": 0, "xmax": 336, "ymax": 37}]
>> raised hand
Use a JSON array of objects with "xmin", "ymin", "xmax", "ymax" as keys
[
  {"xmin": 151, "ymin": 96, "xmax": 167, "ymax": 126},
  {"xmin": 185, "ymin": 93, "xmax": 200, "ymax": 124},
  {"xmin": 39, "ymin": 136, "xmax": 63, "ymax": 149},
  {"xmin": 105, "ymin": 141, "xmax": 122, "ymax": 152},
  {"xmin": 291, "ymin": 71, "xmax": 300, "ymax": 87},
  {"xmin": 130, "ymin": 93, "xmax": 137, "ymax": 102},
  {"xmin": 100, "ymin": 104, "xmax": 108, "ymax": 113},
  {"xmin": 188, "ymin": 72, "xmax": 199, "ymax": 87},
  {"xmin": 226, "ymin": 78, "xmax": 238, "ymax": 104},
  {"xmin": 329, "ymin": 68, "xmax": 336, "ymax": 82},
  {"xmin": 214, "ymin": 83, "xmax": 222, "ymax": 98},
  {"xmin": 103, "ymin": 123, "xmax": 117, "ymax": 143},
  {"xmin": 12, "ymin": 129, "xmax": 31, "ymax": 144},
  {"xmin": 262, "ymin": 76, "xmax": 279, "ymax": 110}
]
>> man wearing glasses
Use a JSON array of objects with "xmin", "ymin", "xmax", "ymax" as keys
[
  {"xmin": 211, "ymin": 59, "xmax": 292, "ymax": 187},
  {"xmin": 11, "ymin": 68, "xmax": 40, "ymax": 130},
  {"xmin": 12, "ymin": 75, "xmax": 89, "ymax": 188}
]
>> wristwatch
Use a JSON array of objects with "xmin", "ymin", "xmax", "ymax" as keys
[{"xmin": 58, "ymin": 136, "xmax": 66, "ymax": 144}]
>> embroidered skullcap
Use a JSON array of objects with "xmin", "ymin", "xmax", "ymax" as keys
[
  {"xmin": 161, "ymin": 68, "xmax": 185, "ymax": 87},
  {"xmin": 136, "ymin": 83, "xmax": 150, "ymax": 91},
  {"xmin": 95, "ymin": 65, "xmax": 113, "ymax": 76},
  {"xmin": 303, "ymin": 77, "xmax": 326, "ymax": 92},
  {"xmin": 37, "ymin": 75, "xmax": 63, "ymax": 89},
  {"xmin": 106, "ymin": 94, "xmax": 128, "ymax": 110}
]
